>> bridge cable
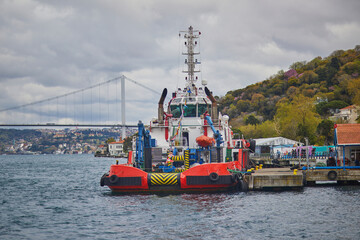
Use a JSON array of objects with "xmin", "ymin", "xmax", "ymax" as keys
[{"xmin": 0, "ymin": 75, "xmax": 160, "ymax": 113}]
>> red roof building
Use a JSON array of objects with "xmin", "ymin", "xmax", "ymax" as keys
[
  {"xmin": 334, "ymin": 124, "xmax": 360, "ymax": 166},
  {"xmin": 335, "ymin": 124, "xmax": 360, "ymax": 145}
]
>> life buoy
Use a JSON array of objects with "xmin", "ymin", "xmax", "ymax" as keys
[
  {"xmin": 209, "ymin": 172, "xmax": 219, "ymax": 182},
  {"xmin": 109, "ymin": 175, "xmax": 118, "ymax": 184},
  {"xmin": 327, "ymin": 171, "xmax": 337, "ymax": 180}
]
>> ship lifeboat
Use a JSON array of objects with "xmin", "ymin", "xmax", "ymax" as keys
[{"xmin": 196, "ymin": 135, "xmax": 215, "ymax": 147}]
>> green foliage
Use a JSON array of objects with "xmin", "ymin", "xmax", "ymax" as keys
[
  {"xmin": 317, "ymin": 119, "xmax": 334, "ymax": 145},
  {"xmin": 123, "ymin": 136, "xmax": 133, "ymax": 153},
  {"xmin": 218, "ymin": 46, "xmax": 360, "ymax": 145},
  {"xmin": 274, "ymin": 95, "xmax": 321, "ymax": 144},
  {"xmin": 245, "ymin": 115, "xmax": 260, "ymax": 126},
  {"xmin": 239, "ymin": 120, "xmax": 279, "ymax": 139},
  {"xmin": 347, "ymin": 77, "xmax": 360, "ymax": 105},
  {"xmin": 315, "ymin": 100, "xmax": 349, "ymax": 115},
  {"xmin": 106, "ymin": 137, "xmax": 116, "ymax": 144}
]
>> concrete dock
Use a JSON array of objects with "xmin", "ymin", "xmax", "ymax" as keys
[
  {"xmin": 245, "ymin": 168, "xmax": 303, "ymax": 190},
  {"xmin": 304, "ymin": 168, "xmax": 360, "ymax": 184},
  {"xmin": 244, "ymin": 167, "xmax": 360, "ymax": 190}
]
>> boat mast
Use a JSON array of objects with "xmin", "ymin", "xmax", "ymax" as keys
[{"xmin": 181, "ymin": 26, "xmax": 201, "ymax": 91}]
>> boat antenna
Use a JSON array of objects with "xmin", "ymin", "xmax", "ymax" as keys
[{"xmin": 180, "ymin": 26, "xmax": 201, "ymax": 90}]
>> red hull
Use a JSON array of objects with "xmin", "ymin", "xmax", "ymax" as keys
[{"xmin": 101, "ymin": 162, "xmax": 243, "ymax": 193}]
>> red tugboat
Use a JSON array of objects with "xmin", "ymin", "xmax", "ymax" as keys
[{"xmin": 100, "ymin": 26, "xmax": 255, "ymax": 193}]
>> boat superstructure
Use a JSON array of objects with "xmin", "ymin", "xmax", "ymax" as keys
[{"xmin": 100, "ymin": 26, "xmax": 255, "ymax": 193}]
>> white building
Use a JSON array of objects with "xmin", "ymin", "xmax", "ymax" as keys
[
  {"xmin": 108, "ymin": 140, "xmax": 126, "ymax": 157},
  {"xmin": 332, "ymin": 105, "xmax": 360, "ymax": 123},
  {"xmin": 252, "ymin": 137, "xmax": 303, "ymax": 157}
]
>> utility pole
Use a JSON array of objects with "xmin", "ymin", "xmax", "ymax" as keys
[{"xmin": 305, "ymin": 137, "xmax": 309, "ymax": 170}]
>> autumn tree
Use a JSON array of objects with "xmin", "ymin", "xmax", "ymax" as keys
[
  {"xmin": 347, "ymin": 77, "xmax": 360, "ymax": 105},
  {"xmin": 274, "ymin": 95, "xmax": 321, "ymax": 144}
]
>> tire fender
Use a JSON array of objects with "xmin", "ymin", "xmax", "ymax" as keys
[
  {"xmin": 109, "ymin": 175, "xmax": 118, "ymax": 184},
  {"xmin": 209, "ymin": 172, "xmax": 219, "ymax": 182},
  {"xmin": 328, "ymin": 171, "xmax": 337, "ymax": 180}
]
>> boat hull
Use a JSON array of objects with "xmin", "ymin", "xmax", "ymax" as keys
[{"xmin": 100, "ymin": 162, "xmax": 245, "ymax": 194}]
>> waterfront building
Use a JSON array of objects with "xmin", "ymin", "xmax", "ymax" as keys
[
  {"xmin": 108, "ymin": 140, "xmax": 125, "ymax": 157},
  {"xmin": 252, "ymin": 137, "xmax": 303, "ymax": 158},
  {"xmin": 334, "ymin": 123, "xmax": 360, "ymax": 166}
]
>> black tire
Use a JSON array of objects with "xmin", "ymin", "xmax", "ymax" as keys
[
  {"xmin": 231, "ymin": 174, "xmax": 236, "ymax": 183},
  {"xmin": 209, "ymin": 172, "xmax": 219, "ymax": 182},
  {"xmin": 328, "ymin": 171, "xmax": 337, "ymax": 180},
  {"xmin": 100, "ymin": 173, "xmax": 108, "ymax": 186},
  {"xmin": 238, "ymin": 180, "xmax": 249, "ymax": 192},
  {"xmin": 109, "ymin": 175, "xmax": 118, "ymax": 184}
]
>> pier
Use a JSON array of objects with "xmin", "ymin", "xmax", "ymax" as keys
[
  {"xmin": 244, "ymin": 167, "xmax": 360, "ymax": 190},
  {"xmin": 304, "ymin": 168, "xmax": 360, "ymax": 184},
  {"xmin": 245, "ymin": 168, "xmax": 303, "ymax": 190}
]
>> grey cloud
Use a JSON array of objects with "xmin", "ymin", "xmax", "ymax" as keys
[{"xmin": 0, "ymin": 0, "xmax": 359, "ymax": 124}]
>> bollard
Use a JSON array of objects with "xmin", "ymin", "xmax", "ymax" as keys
[{"xmin": 293, "ymin": 169, "xmax": 297, "ymax": 175}]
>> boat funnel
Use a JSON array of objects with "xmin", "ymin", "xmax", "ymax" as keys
[
  {"xmin": 205, "ymin": 87, "xmax": 218, "ymax": 121},
  {"xmin": 158, "ymin": 88, "xmax": 167, "ymax": 124}
]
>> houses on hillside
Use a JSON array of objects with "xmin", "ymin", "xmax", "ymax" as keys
[{"xmin": 331, "ymin": 105, "xmax": 360, "ymax": 123}]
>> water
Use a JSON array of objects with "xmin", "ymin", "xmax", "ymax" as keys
[{"xmin": 1, "ymin": 155, "xmax": 359, "ymax": 240}]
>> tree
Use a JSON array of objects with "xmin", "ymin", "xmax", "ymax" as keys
[
  {"xmin": 347, "ymin": 77, "xmax": 360, "ymax": 105},
  {"xmin": 106, "ymin": 137, "xmax": 116, "ymax": 144},
  {"xmin": 245, "ymin": 115, "xmax": 260, "ymax": 126},
  {"xmin": 290, "ymin": 61, "xmax": 307, "ymax": 70},
  {"xmin": 274, "ymin": 95, "xmax": 321, "ymax": 143},
  {"xmin": 299, "ymin": 70, "xmax": 319, "ymax": 84},
  {"xmin": 315, "ymin": 100, "xmax": 348, "ymax": 116},
  {"xmin": 231, "ymin": 128, "xmax": 243, "ymax": 139},
  {"xmin": 236, "ymin": 100, "xmax": 250, "ymax": 113},
  {"xmin": 342, "ymin": 60, "xmax": 360, "ymax": 75},
  {"xmin": 123, "ymin": 136, "xmax": 133, "ymax": 153},
  {"xmin": 317, "ymin": 119, "xmax": 334, "ymax": 145},
  {"xmin": 240, "ymin": 120, "xmax": 278, "ymax": 139}
]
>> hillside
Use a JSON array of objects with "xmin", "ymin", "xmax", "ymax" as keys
[{"xmin": 218, "ymin": 45, "xmax": 360, "ymax": 145}]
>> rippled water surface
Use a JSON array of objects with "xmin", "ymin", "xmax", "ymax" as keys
[{"xmin": 1, "ymin": 155, "xmax": 359, "ymax": 239}]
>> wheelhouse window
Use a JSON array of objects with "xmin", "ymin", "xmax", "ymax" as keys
[
  {"xmin": 170, "ymin": 105, "xmax": 181, "ymax": 118},
  {"xmin": 183, "ymin": 104, "xmax": 196, "ymax": 117},
  {"xmin": 198, "ymin": 104, "xmax": 211, "ymax": 116}
]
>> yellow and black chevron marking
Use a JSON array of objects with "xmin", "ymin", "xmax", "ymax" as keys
[
  {"xmin": 184, "ymin": 150, "xmax": 189, "ymax": 170},
  {"xmin": 150, "ymin": 173, "xmax": 179, "ymax": 186},
  {"xmin": 170, "ymin": 155, "xmax": 184, "ymax": 161}
]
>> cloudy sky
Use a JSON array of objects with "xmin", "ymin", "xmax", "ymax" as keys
[{"xmin": 0, "ymin": 0, "xmax": 360, "ymax": 125}]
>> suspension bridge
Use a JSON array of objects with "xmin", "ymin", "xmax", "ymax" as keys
[{"xmin": 0, "ymin": 75, "xmax": 160, "ymax": 137}]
